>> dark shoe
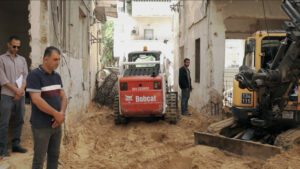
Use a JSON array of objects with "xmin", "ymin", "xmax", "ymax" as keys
[
  {"xmin": 0, "ymin": 151, "xmax": 10, "ymax": 157},
  {"xmin": 12, "ymin": 146, "xmax": 27, "ymax": 153},
  {"xmin": 182, "ymin": 112, "xmax": 191, "ymax": 116}
]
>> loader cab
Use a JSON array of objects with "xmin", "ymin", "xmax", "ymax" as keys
[{"xmin": 123, "ymin": 51, "xmax": 161, "ymax": 77}]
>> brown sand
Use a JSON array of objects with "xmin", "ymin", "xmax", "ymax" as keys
[{"xmin": 1, "ymin": 103, "xmax": 300, "ymax": 169}]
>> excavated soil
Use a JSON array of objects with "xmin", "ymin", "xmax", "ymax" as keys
[{"xmin": 1, "ymin": 103, "xmax": 300, "ymax": 169}]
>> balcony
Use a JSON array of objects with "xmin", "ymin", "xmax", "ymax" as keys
[{"xmin": 94, "ymin": 0, "xmax": 118, "ymax": 22}]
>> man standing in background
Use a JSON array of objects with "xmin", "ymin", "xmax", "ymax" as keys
[
  {"xmin": 0, "ymin": 36, "xmax": 28, "ymax": 157},
  {"xmin": 179, "ymin": 58, "xmax": 192, "ymax": 116}
]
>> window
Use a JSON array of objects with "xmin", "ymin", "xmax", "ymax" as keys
[
  {"xmin": 244, "ymin": 38, "xmax": 255, "ymax": 68},
  {"xmin": 195, "ymin": 38, "xmax": 200, "ymax": 83},
  {"xmin": 144, "ymin": 29, "xmax": 154, "ymax": 40},
  {"xmin": 261, "ymin": 36, "xmax": 285, "ymax": 68},
  {"xmin": 135, "ymin": 54, "xmax": 156, "ymax": 67}
]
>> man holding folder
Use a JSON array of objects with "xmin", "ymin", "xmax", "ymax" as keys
[{"xmin": 0, "ymin": 36, "xmax": 28, "ymax": 157}]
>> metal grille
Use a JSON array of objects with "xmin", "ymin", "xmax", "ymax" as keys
[{"xmin": 124, "ymin": 66, "xmax": 160, "ymax": 76}]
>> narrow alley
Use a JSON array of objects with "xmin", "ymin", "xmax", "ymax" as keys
[
  {"xmin": 1, "ymin": 0, "xmax": 300, "ymax": 169},
  {"xmin": 1, "ymin": 104, "xmax": 300, "ymax": 169}
]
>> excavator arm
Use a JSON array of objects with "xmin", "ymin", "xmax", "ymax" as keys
[
  {"xmin": 235, "ymin": 0, "xmax": 300, "ymax": 125},
  {"xmin": 195, "ymin": 0, "xmax": 300, "ymax": 158}
]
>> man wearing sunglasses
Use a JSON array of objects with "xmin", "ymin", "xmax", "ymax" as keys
[{"xmin": 0, "ymin": 36, "xmax": 28, "ymax": 157}]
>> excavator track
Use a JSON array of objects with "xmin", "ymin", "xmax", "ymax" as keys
[
  {"xmin": 113, "ymin": 96, "xmax": 128, "ymax": 125},
  {"xmin": 165, "ymin": 92, "xmax": 179, "ymax": 124},
  {"xmin": 274, "ymin": 127, "xmax": 300, "ymax": 150},
  {"xmin": 207, "ymin": 117, "xmax": 235, "ymax": 134},
  {"xmin": 195, "ymin": 118, "xmax": 282, "ymax": 159}
]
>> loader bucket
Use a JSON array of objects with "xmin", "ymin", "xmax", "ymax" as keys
[{"xmin": 194, "ymin": 132, "xmax": 282, "ymax": 159}]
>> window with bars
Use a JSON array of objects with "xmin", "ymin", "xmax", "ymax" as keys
[
  {"xmin": 195, "ymin": 38, "xmax": 200, "ymax": 83},
  {"xmin": 144, "ymin": 29, "xmax": 154, "ymax": 40}
]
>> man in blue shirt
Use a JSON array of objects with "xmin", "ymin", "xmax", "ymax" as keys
[{"xmin": 26, "ymin": 46, "xmax": 67, "ymax": 169}]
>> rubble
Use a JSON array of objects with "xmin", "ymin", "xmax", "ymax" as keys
[{"xmin": 93, "ymin": 68, "xmax": 119, "ymax": 108}]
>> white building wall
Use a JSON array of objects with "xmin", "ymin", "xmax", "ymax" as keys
[
  {"xmin": 114, "ymin": 13, "xmax": 173, "ymax": 57},
  {"xmin": 175, "ymin": 0, "xmax": 225, "ymax": 113},
  {"xmin": 224, "ymin": 40, "xmax": 244, "ymax": 91},
  {"xmin": 29, "ymin": 0, "xmax": 101, "ymax": 123},
  {"xmin": 225, "ymin": 40, "xmax": 244, "ymax": 68},
  {"xmin": 131, "ymin": 17, "xmax": 173, "ymax": 40},
  {"xmin": 114, "ymin": 1, "xmax": 175, "ymax": 86},
  {"xmin": 132, "ymin": 0, "xmax": 173, "ymax": 17}
]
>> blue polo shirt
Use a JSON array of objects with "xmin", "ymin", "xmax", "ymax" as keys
[{"xmin": 26, "ymin": 66, "xmax": 63, "ymax": 128}]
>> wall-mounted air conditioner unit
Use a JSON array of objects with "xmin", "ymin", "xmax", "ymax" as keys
[{"xmin": 131, "ymin": 26, "xmax": 139, "ymax": 35}]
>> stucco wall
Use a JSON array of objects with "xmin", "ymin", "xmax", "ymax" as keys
[
  {"xmin": 131, "ymin": 17, "xmax": 173, "ymax": 41},
  {"xmin": 114, "ymin": 12, "xmax": 173, "ymax": 57},
  {"xmin": 217, "ymin": 0, "xmax": 288, "ymax": 39},
  {"xmin": 89, "ymin": 23, "xmax": 101, "ymax": 100},
  {"xmin": 29, "ymin": 0, "xmax": 100, "ymax": 123},
  {"xmin": 175, "ymin": 0, "xmax": 225, "ymax": 113},
  {"xmin": 132, "ymin": 0, "xmax": 173, "ymax": 17}
]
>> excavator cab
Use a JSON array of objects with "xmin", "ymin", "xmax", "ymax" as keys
[
  {"xmin": 195, "ymin": 1, "xmax": 300, "ymax": 157},
  {"xmin": 232, "ymin": 31, "xmax": 286, "ymax": 122}
]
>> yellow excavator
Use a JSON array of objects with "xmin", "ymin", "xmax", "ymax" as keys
[{"xmin": 195, "ymin": 0, "xmax": 300, "ymax": 159}]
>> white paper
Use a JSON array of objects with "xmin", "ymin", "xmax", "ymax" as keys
[{"xmin": 16, "ymin": 75, "xmax": 23, "ymax": 88}]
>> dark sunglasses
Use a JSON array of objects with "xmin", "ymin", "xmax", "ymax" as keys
[{"xmin": 12, "ymin": 45, "xmax": 21, "ymax": 49}]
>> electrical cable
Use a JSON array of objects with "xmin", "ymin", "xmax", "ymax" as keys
[
  {"xmin": 50, "ymin": 1, "xmax": 72, "ymax": 78},
  {"xmin": 261, "ymin": 0, "xmax": 269, "ymax": 34}
]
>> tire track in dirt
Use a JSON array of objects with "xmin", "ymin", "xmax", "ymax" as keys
[
  {"xmin": 2, "ymin": 103, "xmax": 300, "ymax": 169},
  {"xmin": 59, "ymin": 104, "xmax": 266, "ymax": 169}
]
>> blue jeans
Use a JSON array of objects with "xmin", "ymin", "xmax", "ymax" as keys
[
  {"xmin": 32, "ymin": 126, "xmax": 62, "ymax": 169},
  {"xmin": 0, "ymin": 94, "xmax": 25, "ymax": 154},
  {"xmin": 181, "ymin": 89, "xmax": 190, "ymax": 114}
]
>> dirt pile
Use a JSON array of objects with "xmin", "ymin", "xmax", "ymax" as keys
[
  {"xmin": 2, "ymin": 104, "xmax": 300, "ymax": 169},
  {"xmin": 93, "ymin": 69, "xmax": 119, "ymax": 108},
  {"xmin": 57, "ymin": 104, "xmax": 275, "ymax": 169},
  {"xmin": 263, "ymin": 147, "xmax": 300, "ymax": 169}
]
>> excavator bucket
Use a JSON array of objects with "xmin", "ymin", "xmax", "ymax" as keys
[{"xmin": 194, "ymin": 132, "xmax": 282, "ymax": 159}]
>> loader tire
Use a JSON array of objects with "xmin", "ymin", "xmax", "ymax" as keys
[
  {"xmin": 274, "ymin": 127, "xmax": 300, "ymax": 150},
  {"xmin": 165, "ymin": 92, "xmax": 179, "ymax": 124},
  {"xmin": 113, "ymin": 96, "xmax": 127, "ymax": 125}
]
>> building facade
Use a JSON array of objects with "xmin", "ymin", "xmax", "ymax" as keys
[
  {"xmin": 0, "ymin": 0, "xmax": 116, "ymax": 124},
  {"xmin": 114, "ymin": 0, "xmax": 175, "ymax": 86},
  {"xmin": 173, "ymin": 0, "xmax": 288, "ymax": 114}
]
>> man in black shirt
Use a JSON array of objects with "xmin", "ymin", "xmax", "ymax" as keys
[
  {"xmin": 27, "ymin": 46, "xmax": 67, "ymax": 169},
  {"xmin": 179, "ymin": 58, "xmax": 192, "ymax": 116}
]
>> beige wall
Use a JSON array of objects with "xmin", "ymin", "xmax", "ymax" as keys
[
  {"xmin": 114, "ymin": 11, "xmax": 173, "ymax": 57},
  {"xmin": 131, "ymin": 17, "xmax": 173, "ymax": 41},
  {"xmin": 89, "ymin": 4, "xmax": 102, "ymax": 100},
  {"xmin": 29, "ymin": 0, "xmax": 101, "ymax": 124},
  {"xmin": 217, "ymin": 0, "xmax": 288, "ymax": 39},
  {"xmin": 174, "ymin": 0, "xmax": 225, "ymax": 114}
]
